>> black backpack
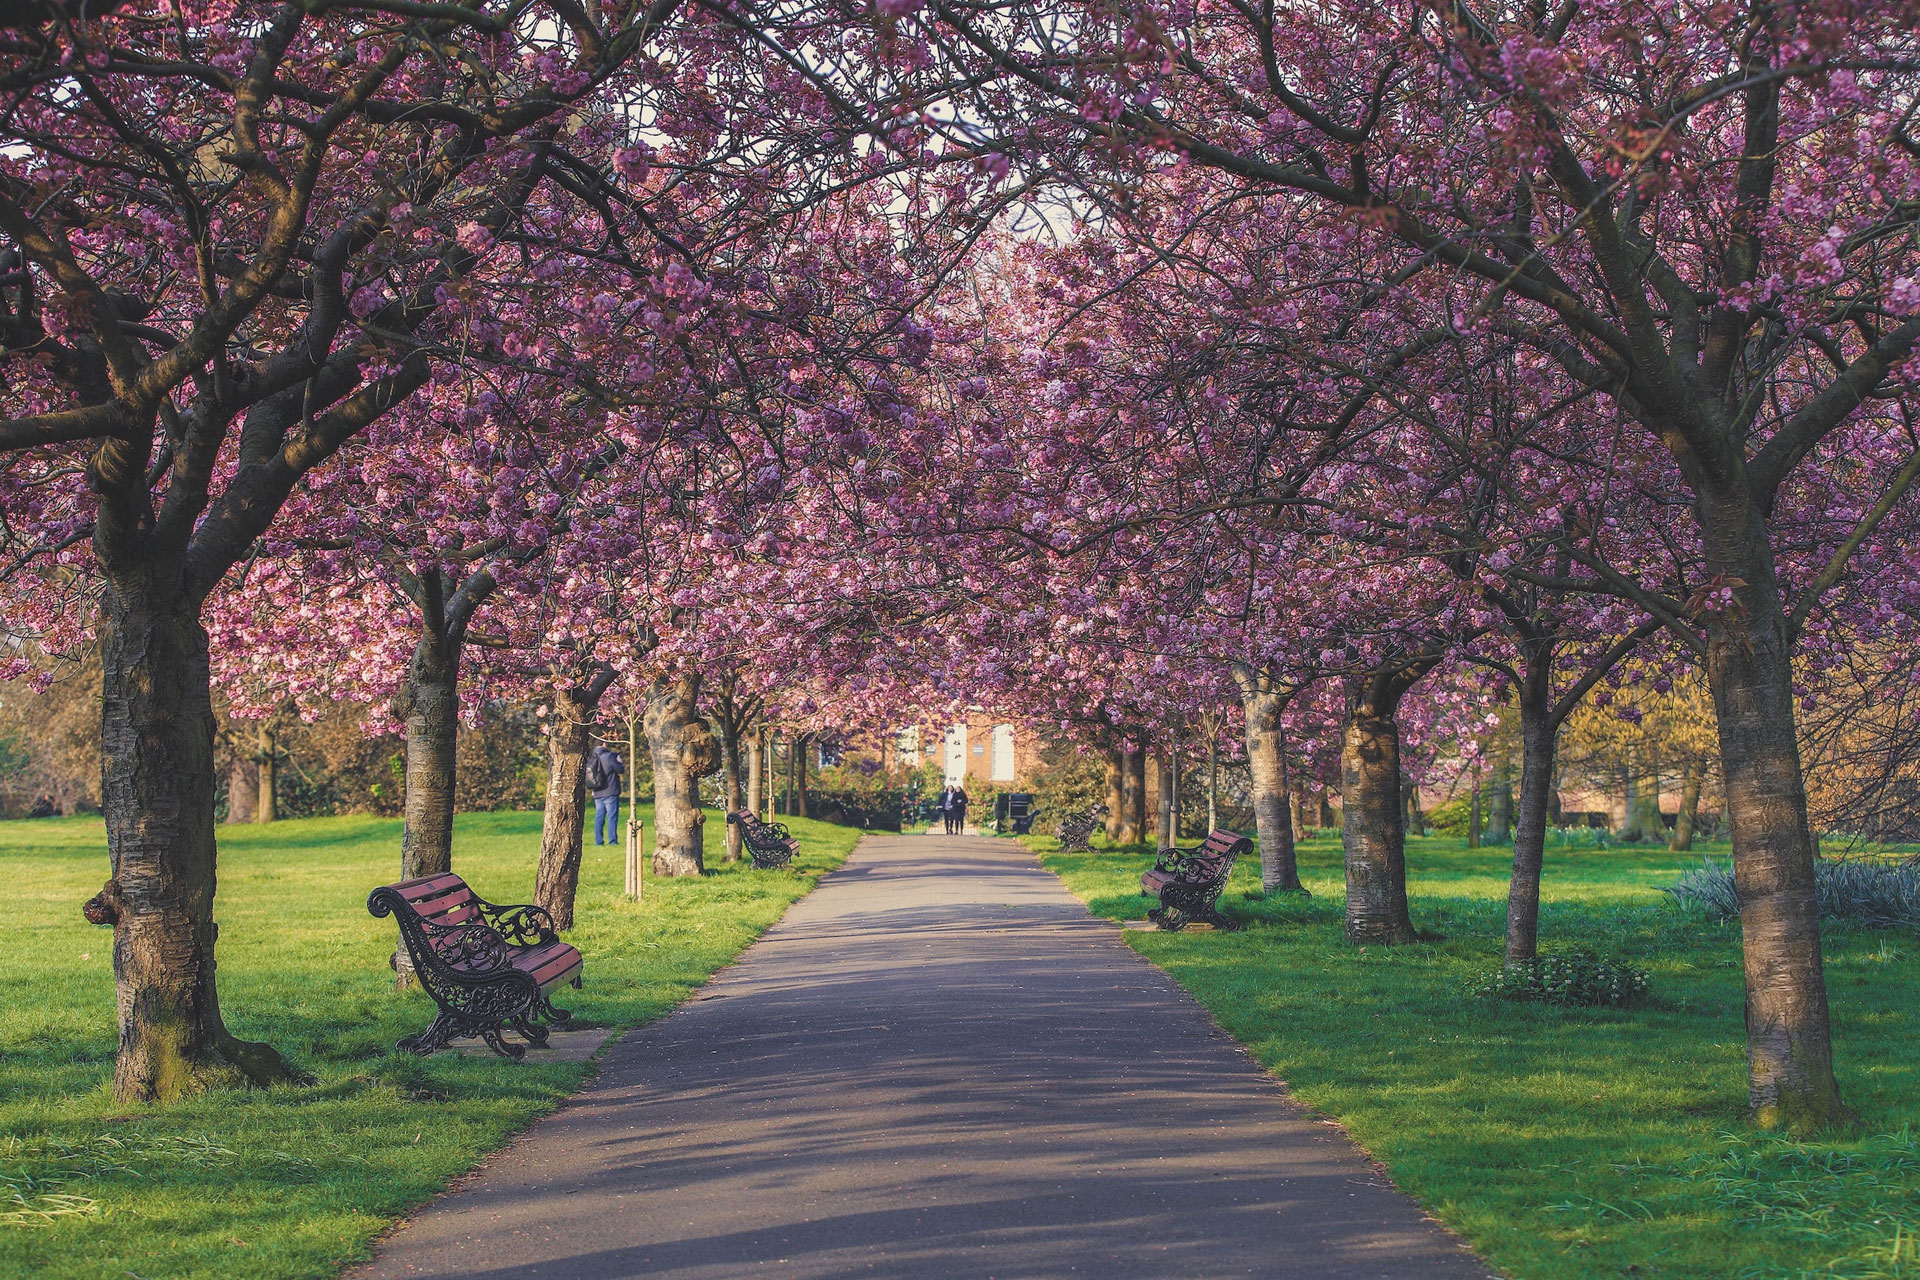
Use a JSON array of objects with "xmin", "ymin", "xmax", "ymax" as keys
[{"xmin": 588, "ymin": 754, "xmax": 608, "ymax": 791}]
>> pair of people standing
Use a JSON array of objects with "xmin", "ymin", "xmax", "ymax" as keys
[
  {"xmin": 588, "ymin": 743, "xmax": 625, "ymax": 845},
  {"xmin": 939, "ymin": 784, "xmax": 970, "ymax": 835}
]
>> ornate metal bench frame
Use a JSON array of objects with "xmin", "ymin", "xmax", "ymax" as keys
[
  {"xmin": 368, "ymin": 876, "xmax": 581, "ymax": 1058},
  {"xmin": 1141, "ymin": 830, "xmax": 1252, "ymax": 931},
  {"xmin": 1055, "ymin": 803, "xmax": 1109, "ymax": 853},
  {"xmin": 728, "ymin": 810, "xmax": 799, "ymax": 869}
]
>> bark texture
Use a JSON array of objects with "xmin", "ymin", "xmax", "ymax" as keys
[
  {"xmin": 649, "ymin": 674, "xmax": 717, "ymax": 877},
  {"xmin": 717, "ymin": 716, "xmax": 744, "ymax": 862},
  {"xmin": 1155, "ymin": 748, "xmax": 1175, "ymax": 849},
  {"xmin": 1233, "ymin": 663, "xmax": 1302, "ymax": 892},
  {"xmin": 534, "ymin": 664, "xmax": 617, "ymax": 930},
  {"xmin": 1341, "ymin": 671, "xmax": 1425, "ymax": 945},
  {"xmin": 1504, "ymin": 690, "xmax": 1559, "ymax": 962},
  {"xmin": 92, "ymin": 591, "xmax": 295, "ymax": 1101},
  {"xmin": 396, "ymin": 629, "xmax": 459, "ymax": 885},
  {"xmin": 1104, "ymin": 748, "xmax": 1125, "ymax": 841},
  {"xmin": 1703, "ymin": 493, "xmax": 1850, "ymax": 1131}
]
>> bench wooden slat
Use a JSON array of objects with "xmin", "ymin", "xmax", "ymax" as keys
[{"xmin": 393, "ymin": 872, "xmax": 467, "ymax": 901}]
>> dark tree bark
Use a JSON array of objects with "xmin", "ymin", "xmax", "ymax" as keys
[
  {"xmin": 534, "ymin": 663, "xmax": 618, "ymax": 930},
  {"xmin": 1232, "ymin": 661, "xmax": 1303, "ymax": 892},
  {"xmin": 1155, "ymin": 747, "xmax": 1175, "ymax": 848},
  {"xmin": 649, "ymin": 673, "xmax": 717, "ymax": 877},
  {"xmin": 793, "ymin": 732, "xmax": 812, "ymax": 819},
  {"xmin": 1341, "ymin": 661, "xmax": 1437, "ymax": 945},
  {"xmin": 390, "ymin": 565, "xmax": 497, "ymax": 983},
  {"xmin": 1104, "ymin": 746, "xmax": 1125, "ymax": 841},
  {"xmin": 1702, "ymin": 496, "xmax": 1851, "ymax": 1131},
  {"xmin": 1505, "ymin": 676, "xmax": 1559, "ymax": 962},
  {"xmin": 709, "ymin": 674, "xmax": 758, "ymax": 864},
  {"xmin": 88, "ymin": 590, "xmax": 295, "ymax": 1101},
  {"xmin": 1121, "ymin": 743, "xmax": 1147, "ymax": 843}
]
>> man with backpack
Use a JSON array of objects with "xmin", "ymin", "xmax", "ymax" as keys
[{"xmin": 589, "ymin": 743, "xmax": 626, "ymax": 846}]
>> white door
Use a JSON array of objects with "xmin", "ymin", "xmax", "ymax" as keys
[
  {"xmin": 991, "ymin": 724, "xmax": 1016, "ymax": 782},
  {"xmin": 943, "ymin": 725, "xmax": 967, "ymax": 785}
]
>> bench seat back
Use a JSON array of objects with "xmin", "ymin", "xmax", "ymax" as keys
[
  {"xmin": 377, "ymin": 873, "xmax": 506, "ymax": 971},
  {"xmin": 1184, "ymin": 830, "xmax": 1248, "ymax": 880}
]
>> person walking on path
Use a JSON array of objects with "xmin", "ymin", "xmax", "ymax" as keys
[
  {"xmin": 945, "ymin": 784, "xmax": 970, "ymax": 835},
  {"xmin": 589, "ymin": 743, "xmax": 625, "ymax": 845}
]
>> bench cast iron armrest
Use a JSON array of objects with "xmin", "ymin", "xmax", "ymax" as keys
[
  {"xmin": 472, "ymin": 899, "xmax": 559, "ymax": 949},
  {"xmin": 1149, "ymin": 846, "xmax": 1203, "ymax": 879}
]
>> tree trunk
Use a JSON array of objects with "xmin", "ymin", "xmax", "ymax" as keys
[
  {"xmin": 1489, "ymin": 757, "xmax": 1512, "ymax": 842},
  {"xmin": 1342, "ymin": 678, "xmax": 1417, "ymax": 945},
  {"xmin": 1505, "ymin": 656, "xmax": 1559, "ymax": 963},
  {"xmin": 1156, "ymin": 748, "xmax": 1175, "ymax": 849},
  {"xmin": 392, "ymin": 624, "xmax": 462, "ymax": 987},
  {"xmin": 649, "ymin": 674, "xmax": 714, "ymax": 877},
  {"xmin": 1403, "ymin": 777, "xmax": 1423, "ymax": 837},
  {"xmin": 225, "ymin": 754, "xmax": 255, "ymax": 825},
  {"xmin": 793, "ymin": 733, "xmax": 811, "ymax": 819},
  {"xmin": 1627, "ymin": 752, "xmax": 1664, "ymax": 842},
  {"xmin": 1620, "ymin": 756, "xmax": 1647, "ymax": 841},
  {"xmin": 746, "ymin": 731, "xmax": 764, "ymax": 817},
  {"xmin": 1699, "ymin": 487, "xmax": 1849, "ymax": 1131},
  {"xmin": 1671, "ymin": 759, "xmax": 1705, "ymax": 851},
  {"xmin": 719, "ymin": 715, "xmax": 744, "ymax": 863},
  {"xmin": 89, "ymin": 591, "xmax": 293, "ymax": 1102},
  {"xmin": 1104, "ymin": 747, "xmax": 1125, "ymax": 840},
  {"xmin": 1123, "ymin": 743, "xmax": 1147, "ymax": 844},
  {"xmin": 534, "ymin": 688, "xmax": 593, "ymax": 931},
  {"xmin": 397, "ymin": 629, "xmax": 459, "ymax": 885},
  {"xmin": 1234, "ymin": 667, "xmax": 1303, "ymax": 892},
  {"xmin": 1289, "ymin": 790, "xmax": 1305, "ymax": 842},
  {"xmin": 1206, "ymin": 732, "xmax": 1219, "ymax": 833},
  {"xmin": 783, "ymin": 733, "xmax": 795, "ymax": 816},
  {"xmin": 255, "ymin": 722, "xmax": 276, "ymax": 824}
]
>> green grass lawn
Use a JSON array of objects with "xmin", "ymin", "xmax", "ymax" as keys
[
  {"xmin": 1, "ymin": 808, "xmax": 861, "ymax": 1279},
  {"xmin": 1029, "ymin": 831, "xmax": 1920, "ymax": 1280}
]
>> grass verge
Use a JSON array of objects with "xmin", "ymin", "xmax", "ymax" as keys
[
  {"xmin": 1030, "ymin": 831, "xmax": 1920, "ymax": 1280},
  {"xmin": 1, "ymin": 808, "xmax": 859, "ymax": 1279}
]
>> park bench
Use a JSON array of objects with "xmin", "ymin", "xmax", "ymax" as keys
[
  {"xmin": 367, "ymin": 873, "xmax": 582, "ymax": 1058},
  {"xmin": 728, "ymin": 810, "xmax": 800, "ymax": 869},
  {"xmin": 1055, "ymin": 803, "xmax": 1109, "ymax": 853},
  {"xmin": 1139, "ymin": 829, "xmax": 1252, "ymax": 931}
]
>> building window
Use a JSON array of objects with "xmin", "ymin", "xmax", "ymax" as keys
[{"xmin": 991, "ymin": 724, "xmax": 1016, "ymax": 782}]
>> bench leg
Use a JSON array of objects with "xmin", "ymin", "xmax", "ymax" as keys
[
  {"xmin": 1147, "ymin": 905, "xmax": 1188, "ymax": 932},
  {"xmin": 1198, "ymin": 904, "xmax": 1241, "ymax": 932},
  {"xmin": 397, "ymin": 1011, "xmax": 472, "ymax": 1057},
  {"xmin": 511, "ymin": 1014, "xmax": 551, "ymax": 1047},
  {"xmin": 535, "ymin": 990, "xmax": 574, "ymax": 1025},
  {"xmin": 478, "ymin": 1025, "xmax": 527, "ymax": 1059}
]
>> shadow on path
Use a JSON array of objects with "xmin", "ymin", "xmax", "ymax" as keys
[{"xmin": 351, "ymin": 835, "xmax": 1490, "ymax": 1280}]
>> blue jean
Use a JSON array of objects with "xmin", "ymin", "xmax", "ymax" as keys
[{"xmin": 594, "ymin": 795, "xmax": 620, "ymax": 845}]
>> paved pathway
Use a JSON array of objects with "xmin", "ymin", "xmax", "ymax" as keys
[{"xmin": 353, "ymin": 835, "xmax": 1490, "ymax": 1279}]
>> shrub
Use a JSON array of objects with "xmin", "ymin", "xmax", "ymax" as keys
[
  {"xmin": 1666, "ymin": 856, "xmax": 1920, "ymax": 929},
  {"xmin": 1467, "ymin": 950, "xmax": 1651, "ymax": 1007}
]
